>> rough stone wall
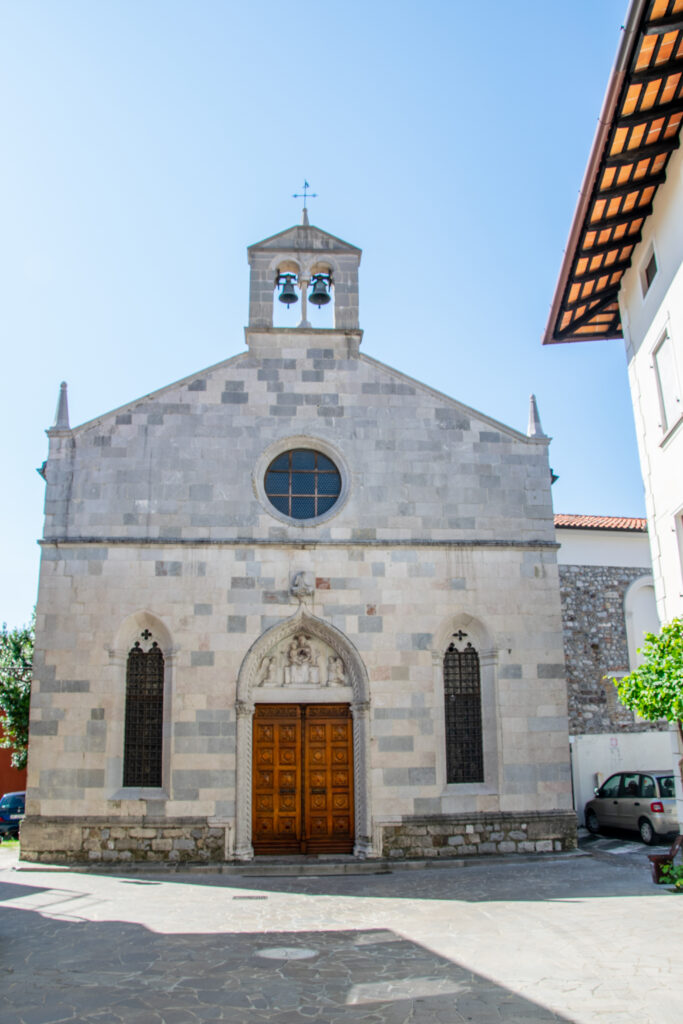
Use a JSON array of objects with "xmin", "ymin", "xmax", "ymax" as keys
[
  {"xmin": 559, "ymin": 564, "xmax": 666, "ymax": 734},
  {"xmin": 381, "ymin": 811, "xmax": 577, "ymax": 858},
  {"xmin": 19, "ymin": 819, "xmax": 226, "ymax": 864}
]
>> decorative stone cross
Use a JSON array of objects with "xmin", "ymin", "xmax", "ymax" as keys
[
  {"xmin": 452, "ymin": 630, "xmax": 468, "ymax": 641},
  {"xmin": 141, "ymin": 629, "xmax": 152, "ymax": 640}
]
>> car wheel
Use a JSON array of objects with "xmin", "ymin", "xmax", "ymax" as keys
[
  {"xmin": 586, "ymin": 809, "xmax": 600, "ymax": 834},
  {"xmin": 639, "ymin": 817, "xmax": 657, "ymax": 845}
]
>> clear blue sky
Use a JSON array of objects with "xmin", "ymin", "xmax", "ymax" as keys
[{"xmin": 0, "ymin": 0, "xmax": 641, "ymax": 628}]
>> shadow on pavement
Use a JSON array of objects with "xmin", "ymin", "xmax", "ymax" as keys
[{"xmin": 0, "ymin": 905, "xmax": 573, "ymax": 1023}]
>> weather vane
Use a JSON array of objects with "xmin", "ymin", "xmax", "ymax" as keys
[{"xmin": 293, "ymin": 181, "xmax": 318, "ymax": 210}]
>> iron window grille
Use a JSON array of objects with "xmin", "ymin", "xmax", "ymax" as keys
[
  {"xmin": 264, "ymin": 449, "xmax": 341, "ymax": 520},
  {"xmin": 123, "ymin": 641, "xmax": 164, "ymax": 787},
  {"xmin": 444, "ymin": 642, "xmax": 484, "ymax": 784}
]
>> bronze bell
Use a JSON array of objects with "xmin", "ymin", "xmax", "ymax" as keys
[
  {"xmin": 278, "ymin": 274, "xmax": 298, "ymax": 307},
  {"xmin": 309, "ymin": 274, "xmax": 331, "ymax": 307}
]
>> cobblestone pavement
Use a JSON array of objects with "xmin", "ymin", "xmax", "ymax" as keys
[{"xmin": 1, "ymin": 841, "xmax": 681, "ymax": 1024}]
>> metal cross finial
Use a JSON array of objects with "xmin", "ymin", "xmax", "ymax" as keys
[{"xmin": 292, "ymin": 181, "xmax": 318, "ymax": 209}]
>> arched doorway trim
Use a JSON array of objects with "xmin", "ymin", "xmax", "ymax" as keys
[{"xmin": 234, "ymin": 606, "xmax": 372, "ymax": 860}]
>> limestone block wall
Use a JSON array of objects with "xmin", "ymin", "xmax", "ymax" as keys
[
  {"xmin": 25, "ymin": 539, "xmax": 571, "ymax": 860},
  {"xmin": 27, "ymin": 329, "xmax": 572, "ymax": 862},
  {"xmin": 41, "ymin": 333, "xmax": 556, "ymax": 547}
]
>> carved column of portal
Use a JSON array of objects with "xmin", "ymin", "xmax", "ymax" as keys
[
  {"xmin": 234, "ymin": 699, "xmax": 255, "ymax": 861},
  {"xmin": 352, "ymin": 699, "xmax": 373, "ymax": 858}
]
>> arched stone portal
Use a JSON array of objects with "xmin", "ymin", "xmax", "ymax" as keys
[{"xmin": 234, "ymin": 607, "xmax": 372, "ymax": 860}]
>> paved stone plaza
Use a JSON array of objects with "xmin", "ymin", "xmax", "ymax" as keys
[{"xmin": 1, "ymin": 841, "xmax": 681, "ymax": 1024}]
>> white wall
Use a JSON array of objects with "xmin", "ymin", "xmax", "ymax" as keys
[
  {"xmin": 571, "ymin": 731, "xmax": 673, "ymax": 826},
  {"xmin": 619, "ymin": 142, "xmax": 683, "ymax": 627},
  {"xmin": 618, "ymin": 143, "xmax": 683, "ymax": 829},
  {"xmin": 555, "ymin": 528, "xmax": 651, "ymax": 568}
]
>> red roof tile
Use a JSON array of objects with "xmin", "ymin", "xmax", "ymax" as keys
[{"xmin": 554, "ymin": 514, "xmax": 647, "ymax": 531}]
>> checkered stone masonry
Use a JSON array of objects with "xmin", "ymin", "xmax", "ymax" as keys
[{"xmin": 28, "ymin": 316, "xmax": 572, "ymax": 862}]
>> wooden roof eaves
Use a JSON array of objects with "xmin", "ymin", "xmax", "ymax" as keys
[
  {"xmin": 542, "ymin": 0, "xmax": 651, "ymax": 346},
  {"xmin": 554, "ymin": 289, "xmax": 622, "ymax": 340}
]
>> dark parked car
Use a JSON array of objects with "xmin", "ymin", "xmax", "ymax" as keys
[
  {"xmin": 0, "ymin": 791, "xmax": 25, "ymax": 839},
  {"xmin": 584, "ymin": 770, "xmax": 678, "ymax": 845}
]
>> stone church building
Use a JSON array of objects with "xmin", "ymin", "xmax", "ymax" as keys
[{"xmin": 22, "ymin": 217, "xmax": 575, "ymax": 864}]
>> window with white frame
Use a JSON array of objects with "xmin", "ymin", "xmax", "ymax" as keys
[{"xmin": 652, "ymin": 330, "xmax": 682, "ymax": 435}]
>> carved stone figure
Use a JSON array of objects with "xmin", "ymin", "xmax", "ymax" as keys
[
  {"xmin": 256, "ymin": 654, "xmax": 278, "ymax": 686},
  {"xmin": 284, "ymin": 633, "xmax": 320, "ymax": 685},
  {"xmin": 326, "ymin": 654, "xmax": 346, "ymax": 686},
  {"xmin": 290, "ymin": 571, "xmax": 315, "ymax": 601}
]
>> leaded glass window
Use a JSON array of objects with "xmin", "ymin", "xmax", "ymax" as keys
[
  {"xmin": 444, "ymin": 641, "xmax": 484, "ymax": 784},
  {"xmin": 123, "ymin": 641, "xmax": 164, "ymax": 787},
  {"xmin": 264, "ymin": 449, "xmax": 341, "ymax": 520}
]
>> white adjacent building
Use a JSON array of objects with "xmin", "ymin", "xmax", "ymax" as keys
[{"xmin": 544, "ymin": 0, "xmax": 683, "ymax": 820}]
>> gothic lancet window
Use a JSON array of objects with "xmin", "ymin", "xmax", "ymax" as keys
[
  {"xmin": 123, "ymin": 641, "xmax": 164, "ymax": 787},
  {"xmin": 444, "ymin": 641, "xmax": 484, "ymax": 784}
]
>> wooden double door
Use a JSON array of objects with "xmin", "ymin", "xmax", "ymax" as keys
[{"xmin": 252, "ymin": 703, "xmax": 354, "ymax": 855}]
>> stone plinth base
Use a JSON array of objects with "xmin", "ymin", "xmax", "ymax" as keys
[
  {"xmin": 380, "ymin": 811, "xmax": 577, "ymax": 859},
  {"xmin": 19, "ymin": 817, "xmax": 227, "ymax": 864},
  {"xmin": 20, "ymin": 810, "xmax": 578, "ymax": 865}
]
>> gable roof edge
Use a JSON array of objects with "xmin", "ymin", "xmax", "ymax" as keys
[
  {"xmin": 68, "ymin": 350, "xmax": 252, "ymax": 434},
  {"xmin": 359, "ymin": 353, "xmax": 541, "ymax": 444},
  {"xmin": 247, "ymin": 223, "xmax": 362, "ymax": 255}
]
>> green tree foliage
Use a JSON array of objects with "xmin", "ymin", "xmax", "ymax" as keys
[
  {"xmin": 615, "ymin": 617, "xmax": 683, "ymax": 780},
  {"xmin": 0, "ymin": 616, "xmax": 34, "ymax": 770}
]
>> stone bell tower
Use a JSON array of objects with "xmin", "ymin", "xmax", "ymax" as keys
[{"xmin": 246, "ymin": 211, "xmax": 362, "ymax": 354}]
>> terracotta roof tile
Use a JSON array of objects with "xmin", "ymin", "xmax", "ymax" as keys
[{"xmin": 554, "ymin": 514, "xmax": 647, "ymax": 531}]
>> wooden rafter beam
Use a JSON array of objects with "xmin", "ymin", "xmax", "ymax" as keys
[
  {"xmin": 556, "ymin": 289, "xmax": 620, "ymax": 334},
  {"xmin": 617, "ymin": 100, "xmax": 683, "ymax": 129},
  {"xmin": 578, "ymin": 237, "xmax": 639, "ymax": 257},
  {"xmin": 584, "ymin": 202, "xmax": 653, "ymax": 231},
  {"xmin": 604, "ymin": 136, "xmax": 679, "ymax": 165},
  {"xmin": 570, "ymin": 256, "xmax": 633, "ymax": 285},
  {"xmin": 630, "ymin": 55, "xmax": 683, "ymax": 83},
  {"xmin": 642, "ymin": 14, "xmax": 683, "ymax": 35},
  {"xmin": 591, "ymin": 171, "xmax": 666, "ymax": 199}
]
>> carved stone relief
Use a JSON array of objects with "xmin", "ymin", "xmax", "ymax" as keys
[{"xmin": 256, "ymin": 632, "xmax": 347, "ymax": 688}]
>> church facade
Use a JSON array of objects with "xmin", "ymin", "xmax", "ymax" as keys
[{"xmin": 22, "ymin": 219, "xmax": 575, "ymax": 864}]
